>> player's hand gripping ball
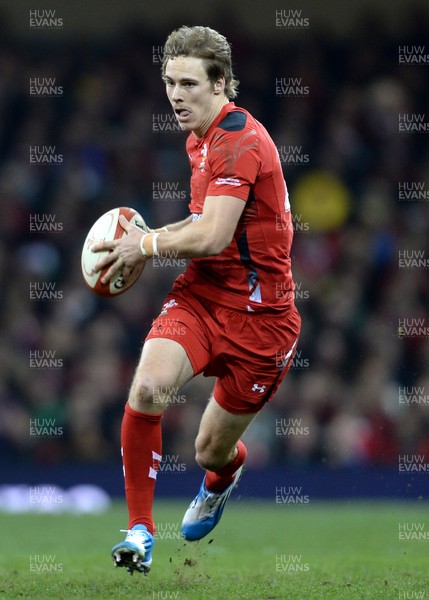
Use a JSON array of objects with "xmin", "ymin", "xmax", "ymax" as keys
[{"xmin": 81, "ymin": 207, "xmax": 147, "ymax": 297}]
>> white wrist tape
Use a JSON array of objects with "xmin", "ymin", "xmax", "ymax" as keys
[
  {"xmin": 152, "ymin": 233, "xmax": 160, "ymax": 257},
  {"xmin": 140, "ymin": 233, "xmax": 149, "ymax": 256}
]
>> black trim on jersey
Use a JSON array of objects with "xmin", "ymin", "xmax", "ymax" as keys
[
  {"xmin": 236, "ymin": 228, "xmax": 251, "ymax": 266},
  {"xmin": 237, "ymin": 229, "xmax": 258, "ymax": 291},
  {"xmin": 236, "ymin": 196, "xmax": 260, "ymax": 302},
  {"xmin": 218, "ymin": 110, "xmax": 247, "ymax": 132}
]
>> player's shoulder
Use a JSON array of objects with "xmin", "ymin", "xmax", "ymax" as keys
[
  {"xmin": 211, "ymin": 107, "xmax": 262, "ymax": 154},
  {"xmin": 215, "ymin": 105, "xmax": 260, "ymax": 135},
  {"xmin": 217, "ymin": 107, "xmax": 249, "ymax": 133}
]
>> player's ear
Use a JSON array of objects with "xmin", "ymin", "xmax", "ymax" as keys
[{"xmin": 213, "ymin": 77, "xmax": 225, "ymax": 95}]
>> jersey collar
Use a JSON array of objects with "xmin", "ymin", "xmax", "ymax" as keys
[{"xmin": 195, "ymin": 102, "xmax": 236, "ymax": 141}]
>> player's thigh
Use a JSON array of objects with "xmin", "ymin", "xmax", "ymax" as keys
[
  {"xmin": 195, "ymin": 395, "xmax": 256, "ymax": 461},
  {"xmin": 128, "ymin": 338, "xmax": 194, "ymax": 412},
  {"xmin": 212, "ymin": 303, "xmax": 301, "ymax": 414}
]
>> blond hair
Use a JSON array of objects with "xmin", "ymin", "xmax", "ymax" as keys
[{"xmin": 162, "ymin": 26, "xmax": 239, "ymax": 99}]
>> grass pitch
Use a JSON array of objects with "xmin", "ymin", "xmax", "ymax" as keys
[{"xmin": 0, "ymin": 500, "xmax": 427, "ymax": 599}]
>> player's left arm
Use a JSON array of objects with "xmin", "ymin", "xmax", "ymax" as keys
[{"xmin": 92, "ymin": 195, "xmax": 245, "ymax": 283}]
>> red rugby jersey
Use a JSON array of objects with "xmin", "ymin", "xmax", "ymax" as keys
[{"xmin": 179, "ymin": 102, "xmax": 295, "ymax": 312}]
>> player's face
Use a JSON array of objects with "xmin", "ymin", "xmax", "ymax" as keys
[{"xmin": 164, "ymin": 56, "xmax": 226, "ymax": 138}]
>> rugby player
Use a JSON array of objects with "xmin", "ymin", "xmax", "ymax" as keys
[{"xmin": 92, "ymin": 25, "xmax": 301, "ymax": 575}]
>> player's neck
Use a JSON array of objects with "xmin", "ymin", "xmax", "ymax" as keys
[{"xmin": 193, "ymin": 97, "xmax": 230, "ymax": 139}]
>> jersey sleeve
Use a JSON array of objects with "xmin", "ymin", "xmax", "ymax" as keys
[{"xmin": 206, "ymin": 129, "xmax": 261, "ymax": 201}]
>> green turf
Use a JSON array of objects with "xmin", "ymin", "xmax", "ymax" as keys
[{"xmin": 0, "ymin": 500, "xmax": 427, "ymax": 599}]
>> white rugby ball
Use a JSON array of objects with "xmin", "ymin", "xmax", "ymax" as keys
[{"xmin": 81, "ymin": 207, "xmax": 147, "ymax": 297}]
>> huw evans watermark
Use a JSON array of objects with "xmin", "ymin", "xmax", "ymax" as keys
[
  {"xmin": 277, "ymin": 145, "xmax": 310, "ymax": 165},
  {"xmin": 398, "ymin": 455, "xmax": 429, "ymax": 474},
  {"xmin": 399, "ymin": 387, "xmax": 429, "ymax": 405},
  {"xmin": 398, "ymin": 182, "xmax": 429, "ymax": 201},
  {"xmin": 275, "ymin": 78, "xmax": 309, "ymax": 97},
  {"xmin": 29, "ymin": 77, "xmax": 63, "ymax": 97},
  {"xmin": 152, "ymin": 386, "xmax": 187, "ymax": 406},
  {"xmin": 30, "ymin": 282, "xmax": 63, "ymax": 301},
  {"xmin": 152, "ymin": 250, "xmax": 187, "ymax": 269},
  {"xmin": 275, "ymin": 418, "xmax": 310, "ymax": 437},
  {"xmin": 276, "ymin": 349, "xmax": 310, "ymax": 371},
  {"xmin": 29, "ymin": 146, "xmax": 63, "ymax": 164},
  {"xmin": 398, "ymin": 522, "xmax": 429, "ymax": 541},
  {"xmin": 152, "ymin": 45, "xmax": 164, "ymax": 65},
  {"xmin": 152, "ymin": 113, "xmax": 181, "ymax": 133},
  {"xmin": 152, "ymin": 181, "xmax": 186, "ymax": 201},
  {"xmin": 29, "ymin": 486, "xmax": 63, "ymax": 507},
  {"xmin": 151, "ymin": 318, "xmax": 187, "ymax": 336},
  {"xmin": 154, "ymin": 522, "xmax": 185, "ymax": 541},
  {"xmin": 398, "ymin": 114, "xmax": 429, "ymax": 133},
  {"xmin": 275, "ymin": 554, "xmax": 310, "ymax": 573},
  {"xmin": 152, "ymin": 591, "xmax": 180, "ymax": 600},
  {"xmin": 275, "ymin": 281, "xmax": 310, "ymax": 301},
  {"xmin": 397, "ymin": 319, "xmax": 429, "ymax": 339},
  {"xmin": 398, "ymin": 250, "xmax": 429, "ymax": 269},
  {"xmin": 275, "ymin": 9, "xmax": 310, "ymax": 29},
  {"xmin": 29, "ymin": 418, "xmax": 63, "ymax": 438},
  {"xmin": 275, "ymin": 213, "xmax": 310, "ymax": 233},
  {"xmin": 398, "ymin": 591, "xmax": 426, "ymax": 599},
  {"xmin": 29, "ymin": 213, "xmax": 63, "ymax": 233},
  {"xmin": 275, "ymin": 486, "xmax": 310, "ymax": 504},
  {"xmin": 158, "ymin": 454, "xmax": 186, "ymax": 474},
  {"xmin": 29, "ymin": 554, "xmax": 63, "ymax": 573},
  {"xmin": 29, "ymin": 10, "xmax": 63, "ymax": 28},
  {"xmin": 29, "ymin": 350, "xmax": 63, "ymax": 369},
  {"xmin": 398, "ymin": 45, "xmax": 429, "ymax": 65}
]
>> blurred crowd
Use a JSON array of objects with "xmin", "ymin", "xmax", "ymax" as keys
[{"xmin": 0, "ymin": 9, "xmax": 428, "ymax": 471}]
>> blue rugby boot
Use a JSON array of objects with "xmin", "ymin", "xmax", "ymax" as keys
[
  {"xmin": 111, "ymin": 524, "xmax": 154, "ymax": 575},
  {"xmin": 181, "ymin": 465, "xmax": 243, "ymax": 541}
]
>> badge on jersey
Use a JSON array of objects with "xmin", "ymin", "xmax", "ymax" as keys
[{"xmin": 160, "ymin": 298, "xmax": 178, "ymax": 316}]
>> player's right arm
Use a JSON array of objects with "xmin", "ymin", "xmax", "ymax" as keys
[{"xmin": 92, "ymin": 194, "xmax": 245, "ymax": 283}]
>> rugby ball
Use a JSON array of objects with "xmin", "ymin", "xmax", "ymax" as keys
[{"xmin": 81, "ymin": 207, "xmax": 147, "ymax": 297}]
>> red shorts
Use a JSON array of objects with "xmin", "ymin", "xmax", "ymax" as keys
[{"xmin": 146, "ymin": 286, "xmax": 301, "ymax": 415}]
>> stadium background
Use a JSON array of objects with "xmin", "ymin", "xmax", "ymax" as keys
[{"xmin": 0, "ymin": 0, "xmax": 429, "ymax": 504}]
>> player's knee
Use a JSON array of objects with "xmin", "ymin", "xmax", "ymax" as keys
[
  {"xmin": 195, "ymin": 450, "xmax": 223, "ymax": 471},
  {"xmin": 128, "ymin": 374, "xmax": 167, "ymax": 412},
  {"xmin": 195, "ymin": 441, "xmax": 228, "ymax": 471}
]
